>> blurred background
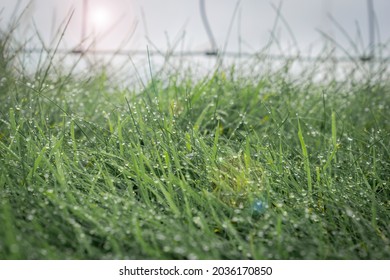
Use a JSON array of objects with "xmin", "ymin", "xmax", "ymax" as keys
[
  {"xmin": 2, "ymin": 0, "xmax": 390, "ymax": 54},
  {"xmin": 1, "ymin": 0, "xmax": 390, "ymax": 78}
]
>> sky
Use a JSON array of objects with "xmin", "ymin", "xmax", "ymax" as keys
[{"xmin": 1, "ymin": 0, "xmax": 390, "ymax": 58}]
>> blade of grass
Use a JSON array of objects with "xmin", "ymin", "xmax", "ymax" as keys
[{"xmin": 298, "ymin": 119, "xmax": 312, "ymax": 196}]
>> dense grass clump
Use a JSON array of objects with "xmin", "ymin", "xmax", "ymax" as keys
[{"xmin": 1, "ymin": 39, "xmax": 390, "ymax": 259}]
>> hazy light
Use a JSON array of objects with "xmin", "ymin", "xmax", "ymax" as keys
[{"xmin": 90, "ymin": 7, "xmax": 110, "ymax": 30}]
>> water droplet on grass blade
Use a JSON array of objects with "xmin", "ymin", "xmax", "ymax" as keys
[{"xmin": 251, "ymin": 198, "xmax": 267, "ymax": 217}]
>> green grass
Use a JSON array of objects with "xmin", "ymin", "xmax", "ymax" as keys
[{"xmin": 1, "ymin": 33, "xmax": 390, "ymax": 259}]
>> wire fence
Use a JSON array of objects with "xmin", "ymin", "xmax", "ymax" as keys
[{"xmin": 21, "ymin": 47, "xmax": 390, "ymax": 64}]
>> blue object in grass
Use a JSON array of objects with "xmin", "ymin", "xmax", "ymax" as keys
[{"xmin": 251, "ymin": 198, "xmax": 267, "ymax": 216}]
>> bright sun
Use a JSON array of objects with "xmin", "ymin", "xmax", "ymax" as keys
[{"xmin": 90, "ymin": 7, "xmax": 110, "ymax": 30}]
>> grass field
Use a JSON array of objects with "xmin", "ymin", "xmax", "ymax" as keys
[{"xmin": 1, "ymin": 28, "xmax": 390, "ymax": 259}]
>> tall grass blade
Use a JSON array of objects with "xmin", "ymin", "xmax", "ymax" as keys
[{"xmin": 298, "ymin": 119, "xmax": 312, "ymax": 196}]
